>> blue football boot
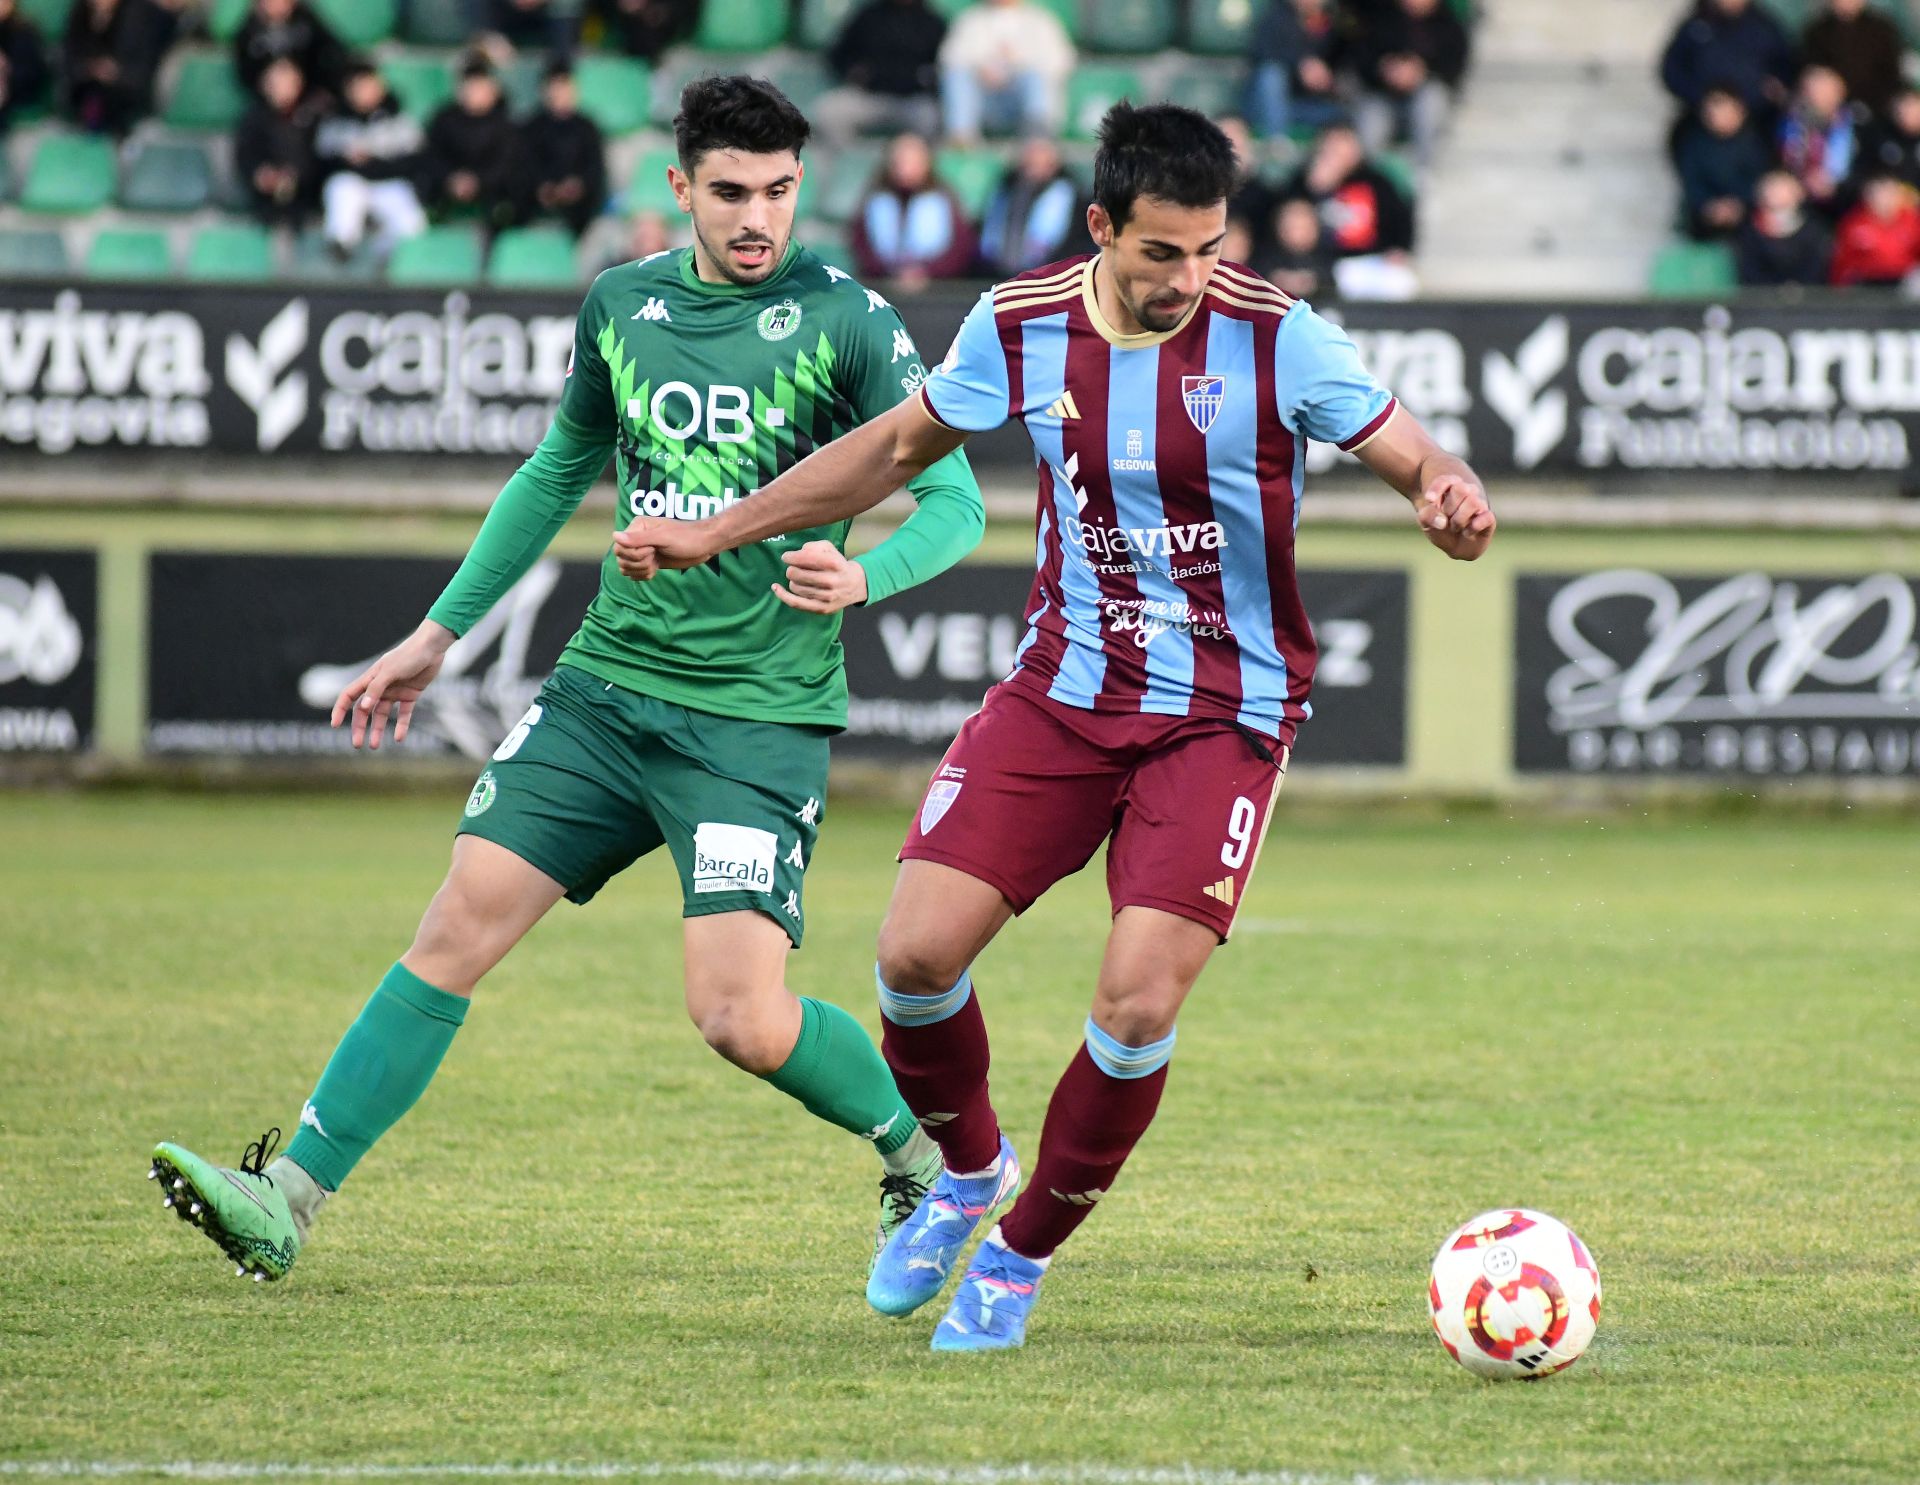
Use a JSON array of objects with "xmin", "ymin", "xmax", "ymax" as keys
[
  {"xmin": 865, "ymin": 1135, "xmax": 1019, "ymax": 1317},
  {"xmin": 929, "ymin": 1226, "xmax": 1048, "ymax": 1352}
]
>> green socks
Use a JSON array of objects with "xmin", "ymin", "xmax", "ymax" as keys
[
  {"xmin": 284, "ymin": 961, "xmax": 469, "ymax": 1192},
  {"xmin": 764, "ymin": 996, "xmax": 918, "ymax": 1158}
]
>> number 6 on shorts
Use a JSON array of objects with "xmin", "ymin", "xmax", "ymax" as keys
[{"xmin": 494, "ymin": 703, "xmax": 545, "ymax": 761}]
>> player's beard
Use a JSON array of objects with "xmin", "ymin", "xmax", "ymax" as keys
[{"xmin": 692, "ymin": 218, "xmax": 788, "ymax": 286}]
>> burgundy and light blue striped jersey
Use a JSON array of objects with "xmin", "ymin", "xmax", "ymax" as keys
[{"xmin": 918, "ymin": 253, "xmax": 1398, "ymax": 742}]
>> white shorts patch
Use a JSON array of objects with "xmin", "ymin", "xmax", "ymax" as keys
[{"xmin": 692, "ymin": 821, "xmax": 778, "ymax": 895}]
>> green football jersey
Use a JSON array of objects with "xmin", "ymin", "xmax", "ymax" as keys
[{"xmin": 549, "ymin": 241, "xmax": 965, "ymax": 730}]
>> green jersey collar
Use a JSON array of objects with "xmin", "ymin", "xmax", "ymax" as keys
[{"xmin": 677, "ymin": 239, "xmax": 803, "ymax": 296}]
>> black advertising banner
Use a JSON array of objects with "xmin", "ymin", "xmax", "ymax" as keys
[
  {"xmin": 0, "ymin": 548, "xmax": 96, "ymax": 754},
  {"xmin": 6, "ymin": 283, "xmax": 1920, "ymax": 478},
  {"xmin": 840, "ymin": 563, "xmax": 1407, "ymax": 766},
  {"xmin": 1514, "ymin": 570, "xmax": 1920, "ymax": 777},
  {"xmin": 147, "ymin": 552, "xmax": 601, "ymax": 757}
]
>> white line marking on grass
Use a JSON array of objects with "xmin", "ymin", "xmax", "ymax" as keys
[{"xmin": 0, "ymin": 1462, "xmax": 1655, "ymax": 1485}]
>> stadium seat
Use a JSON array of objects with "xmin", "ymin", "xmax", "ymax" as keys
[
  {"xmin": 121, "ymin": 140, "xmax": 214, "ymax": 212},
  {"xmin": 1064, "ymin": 65, "xmax": 1143, "ymax": 141},
  {"xmin": 1081, "ymin": 0, "xmax": 1174, "ymax": 54},
  {"xmin": 627, "ymin": 148, "xmax": 683, "ymax": 215},
  {"xmin": 387, "ymin": 224, "xmax": 484, "ymax": 285},
  {"xmin": 0, "ymin": 228, "xmax": 70, "ymax": 276},
  {"xmin": 85, "ymin": 227, "xmax": 174, "ymax": 280},
  {"xmin": 936, "ymin": 147, "xmax": 1005, "ymax": 218},
  {"xmin": 1373, "ymin": 150, "xmax": 1418, "ymax": 204},
  {"xmin": 794, "ymin": 0, "xmax": 859, "ymax": 50},
  {"xmin": 402, "ymin": 0, "xmax": 471, "ymax": 43},
  {"xmin": 293, "ymin": 225, "xmax": 382, "ymax": 280},
  {"xmin": 164, "ymin": 52, "xmax": 253, "ymax": 132},
  {"xmin": 765, "ymin": 53, "xmax": 832, "ymax": 114},
  {"xmin": 488, "ymin": 225, "xmax": 580, "ymax": 286},
  {"xmin": 382, "ymin": 55, "xmax": 455, "ymax": 121},
  {"xmin": 803, "ymin": 222, "xmax": 857, "ymax": 274},
  {"xmin": 814, "ymin": 142, "xmax": 883, "ymax": 222},
  {"xmin": 1187, "ymin": 0, "xmax": 1254, "ymax": 55},
  {"xmin": 575, "ymin": 55, "xmax": 654, "ymax": 137},
  {"xmin": 206, "ymin": 0, "xmax": 251, "ymax": 39},
  {"xmin": 0, "ymin": 149, "xmax": 12, "ymax": 203},
  {"xmin": 501, "ymin": 54, "xmax": 547, "ymax": 115},
  {"xmin": 311, "ymin": 0, "xmax": 397, "ymax": 47},
  {"xmin": 1648, "ymin": 240, "xmax": 1738, "ymax": 297},
  {"xmin": 652, "ymin": 52, "xmax": 751, "ymax": 128},
  {"xmin": 1158, "ymin": 58, "xmax": 1248, "ymax": 122},
  {"xmin": 187, "ymin": 223, "xmax": 277, "ymax": 280},
  {"xmin": 15, "ymin": 0, "xmax": 71, "ymax": 34},
  {"xmin": 20, "ymin": 133, "xmax": 117, "ymax": 214},
  {"xmin": 692, "ymin": 0, "xmax": 788, "ymax": 51}
]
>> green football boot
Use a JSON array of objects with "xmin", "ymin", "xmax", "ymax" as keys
[
  {"xmin": 149, "ymin": 1128, "xmax": 302, "ymax": 1281},
  {"xmin": 873, "ymin": 1130, "xmax": 944, "ymax": 1278}
]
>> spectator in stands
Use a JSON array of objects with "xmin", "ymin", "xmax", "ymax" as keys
[
  {"xmin": 1735, "ymin": 169, "xmax": 1834, "ymax": 284},
  {"xmin": 1278, "ymin": 123, "xmax": 1416, "ymax": 297},
  {"xmin": 977, "ymin": 135, "xmax": 1082, "ymax": 274},
  {"xmin": 1660, "ymin": 0, "xmax": 1794, "ymax": 118},
  {"xmin": 1261, "ymin": 197, "xmax": 1336, "ymax": 299},
  {"xmin": 1246, "ymin": 0, "xmax": 1351, "ymax": 140},
  {"xmin": 524, "ymin": 59, "xmax": 605, "ymax": 236},
  {"xmin": 1830, "ymin": 169, "xmax": 1920, "ymax": 282},
  {"xmin": 424, "ymin": 57, "xmax": 531, "ymax": 231},
  {"xmin": 850, "ymin": 131, "xmax": 975, "ymax": 288},
  {"xmin": 236, "ymin": 55, "xmax": 320, "ymax": 228},
  {"xmin": 1675, "ymin": 85, "xmax": 1772, "ymax": 240},
  {"xmin": 1801, "ymin": 0, "xmax": 1904, "ymax": 123},
  {"xmin": 0, "ymin": 0, "xmax": 48, "ymax": 134},
  {"xmin": 1350, "ymin": 0, "xmax": 1469, "ymax": 169},
  {"xmin": 315, "ymin": 60, "xmax": 427, "ymax": 259},
  {"xmin": 595, "ymin": 0, "xmax": 697, "ymax": 61},
  {"xmin": 1221, "ymin": 115, "xmax": 1277, "ymax": 262},
  {"xmin": 938, "ymin": 0, "xmax": 1074, "ymax": 145},
  {"xmin": 233, "ymin": 0, "xmax": 346, "ymax": 100},
  {"xmin": 1854, "ymin": 85, "xmax": 1920, "ymax": 191},
  {"xmin": 816, "ymin": 0, "xmax": 944, "ymax": 147},
  {"xmin": 1779, "ymin": 65, "xmax": 1858, "ymax": 213},
  {"xmin": 62, "ymin": 0, "xmax": 169, "ymax": 134}
]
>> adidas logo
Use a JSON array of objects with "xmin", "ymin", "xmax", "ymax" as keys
[
  {"xmin": 1046, "ymin": 390, "xmax": 1081, "ymax": 421},
  {"xmin": 632, "ymin": 297, "xmax": 672, "ymax": 322},
  {"xmin": 1050, "ymin": 1186, "xmax": 1107, "ymax": 1207},
  {"xmin": 1203, "ymin": 877, "xmax": 1235, "ymax": 906}
]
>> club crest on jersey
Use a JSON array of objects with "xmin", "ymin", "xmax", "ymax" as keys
[
  {"xmin": 1182, "ymin": 375, "xmax": 1226, "ymax": 434},
  {"xmin": 919, "ymin": 779, "xmax": 962, "ymax": 835},
  {"xmin": 757, "ymin": 300, "xmax": 802, "ymax": 341}
]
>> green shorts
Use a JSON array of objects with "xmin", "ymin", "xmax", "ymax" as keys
[{"xmin": 455, "ymin": 664, "xmax": 831, "ymax": 946}]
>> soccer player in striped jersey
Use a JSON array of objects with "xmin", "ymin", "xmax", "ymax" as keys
[{"xmin": 619, "ymin": 101, "xmax": 1495, "ymax": 1351}]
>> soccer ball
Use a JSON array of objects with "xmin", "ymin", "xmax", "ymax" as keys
[{"xmin": 1428, "ymin": 1208, "xmax": 1600, "ymax": 1379}]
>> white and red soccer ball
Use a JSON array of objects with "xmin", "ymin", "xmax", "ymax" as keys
[{"xmin": 1428, "ymin": 1208, "xmax": 1601, "ymax": 1379}]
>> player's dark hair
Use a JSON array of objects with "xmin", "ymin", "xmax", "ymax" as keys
[
  {"xmin": 1093, "ymin": 100, "xmax": 1238, "ymax": 233},
  {"xmin": 673, "ymin": 75, "xmax": 811, "ymax": 175}
]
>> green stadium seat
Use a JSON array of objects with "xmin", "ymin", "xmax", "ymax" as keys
[
  {"xmin": 121, "ymin": 139, "xmax": 214, "ymax": 211},
  {"xmin": 15, "ymin": 0, "xmax": 72, "ymax": 34},
  {"xmin": 651, "ymin": 51, "xmax": 748, "ymax": 127},
  {"xmin": 1373, "ymin": 150, "xmax": 1418, "ymax": 204},
  {"xmin": 1158, "ymin": 58, "xmax": 1247, "ymax": 121},
  {"xmin": 487, "ymin": 225, "xmax": 579, "ymax": 286},
  {"xmin": 1187, "ymin": 0, "xmax": 1254, "ymax": 54},
  {"xmin": 935, "ymin": 147, "xmax": 1005, "ymax": 218},
  {"xmin": 627, "ymin": 147, "xmax": 683, "ymax": 215},
  {"xmin": 765, "ymin": 53, "xmax": 832, "ymax": 114},
  {"xmin": 292, "ymin": 225, "xmax": 382, "ymax": 280},
  {"xmin": 207, "ymin": 0, "xmax": 251, "ymax": 39},
  {"xmin": 382, "ymin": 55, "xmax": 455, "ymax": 120},
  {"xmin": 930, "ymin": 0, "xmax": 1076, "ymax": 38},
  {"xmin": 0, "ymin": 228, "xmax": 70, "ymax": 276},
  {"xmin": 692, "ymin": 0, "xmax": 788, "ymax": 51},
  {"xmin": 311, "ymin": 0, "xmax": 397, "ymax": 47},
  {"xmin": 20, "ymin": 133, "xmax": 117, "ymax": 214},
  {"xmin": 500, "ymin": 54, "xmax": 546, "ymax": 115},
  {"xmin": 1648, "ymin": 240, "xmax": 1738, "ymax": 297},
  {"xmin": 164, "ymin": 52, "xmax": 253, "ymax": 132},
  {"xmin": 187, "ymin": 223, "xmax": 277, "ymax": 280},
  {"xmin": 575, "ymin": 55, "xmax": 653, "ymax": 136},
  {"xmin": 1081, "ymin": 0, "xmax": 1174, "ymax": 54},
  {"xmin": 402, "ymin": 0, "xmax": 471, "ymax": 43},
  {"xmin": 387, "ymin": 223, "xmax": 484, "ymax": 285},
  {"xmin": 814, "ymin": 141, "xmax": 882, "ymax": 222},
  {"xmin": 801, "ymin": 221, "xmax": 857, "ymax": 273},
  {"xmin": 795, "ymin": 0, "xmax": 859, "ymax": 50},
  {"xmin": 1064, "ymin": 65, "xmax": 1142, "ymax": 141},
  {"xmin": 86, "ymin": 227, "xmax": 174, "ymax": 280}
]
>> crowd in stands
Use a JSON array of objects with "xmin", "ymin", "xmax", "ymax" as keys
[
  {"xmin": 1664, "ymin": 0, "xmax": 1920, "ymax": 289},
  {"xmin": 0, "ymin": 0, "xmax": 1472, "ymax": 293}
]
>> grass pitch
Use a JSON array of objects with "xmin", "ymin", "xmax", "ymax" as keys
[{"xmin": 1, "ymin": 792, "xmax": 1915, "ymax": 1485}]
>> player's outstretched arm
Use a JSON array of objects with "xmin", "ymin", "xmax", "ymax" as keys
[
  {"xmin": 615, "ymin": 397, "xmax": 968, "ymax": 578},
  {"xmin": 1353, "ymin": 407, "xmax": 1496, "ymax": 561}
]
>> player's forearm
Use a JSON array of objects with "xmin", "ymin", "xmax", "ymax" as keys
[
  {"xmin": 1405, "ymin": 449, "xmax": 1476, "ymax": 503},
  {"xmin": 855, "ymin": 450, "xmax": 986, "ymax": 605},
  {"xmin": 708, "ymin": 413, "xmax": 931, "ymax": 552},
  {"xmin": 426, "ymin": 416, "xmax": 613, "ymax": 636}
]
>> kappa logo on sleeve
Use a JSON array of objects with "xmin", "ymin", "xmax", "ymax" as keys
[{"xmin": 692, "ymin": 821, "xmax": 778, "ymax": 894}]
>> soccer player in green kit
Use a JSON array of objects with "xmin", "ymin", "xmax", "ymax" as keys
[{"xmin": 148, "ymin": 76, "xmax": 984, "ymax": 1285}]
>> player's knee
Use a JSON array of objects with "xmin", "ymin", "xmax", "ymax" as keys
[
  {"xmin": 874, "ymin": 928, "xmax": 967, "ymax": 1000},
  {"xmin": 1091, "ymin": 979, "xmax": 1185, "ymax": 1046},
  {"xmin": 687, "ymin": 994, "xmax": 788, "ymax": 1075},
  {"xmin": 406, "ymin": 880, "xmax": 506, "ymax": 992}
]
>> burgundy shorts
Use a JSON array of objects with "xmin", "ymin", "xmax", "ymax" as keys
[{"xmin": 899, "ymin": 680, "xmax": 1290, "ymax": 941}]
